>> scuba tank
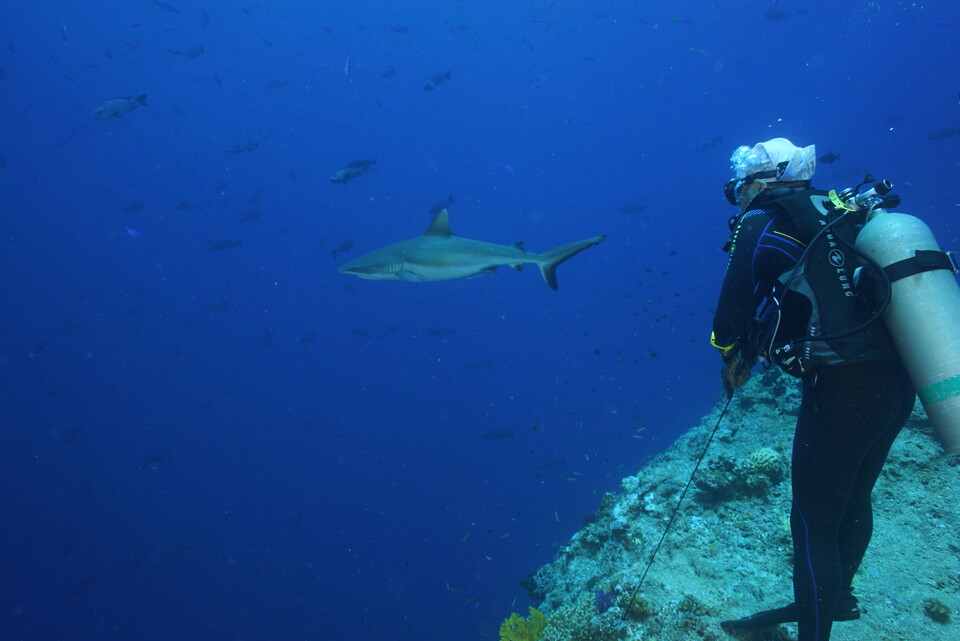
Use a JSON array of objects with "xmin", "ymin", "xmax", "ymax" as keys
[{"xmin": 851, "ymin": 182, "xmax": 960, "ymax": 453}]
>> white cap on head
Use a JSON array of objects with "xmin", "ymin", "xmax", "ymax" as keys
[{"xmin": 731, "ymin": 138, "xmax": 816, "ymax": 182}]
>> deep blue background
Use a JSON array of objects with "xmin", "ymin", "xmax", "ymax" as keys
[{"xmin": 1, "ymin": 1, "xmax": 957, "ymax": 639}]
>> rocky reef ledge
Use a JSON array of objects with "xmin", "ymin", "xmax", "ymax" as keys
[{"xmin": 526, "ymin": 367, "xmax": 959, "ymax": 641}]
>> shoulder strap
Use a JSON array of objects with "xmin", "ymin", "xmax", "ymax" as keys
[{"xmin": 774, "ymin": 189, "xmax": 838, "ymax": 240}]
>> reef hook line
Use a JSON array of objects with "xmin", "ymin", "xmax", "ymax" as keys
[{"xmin": 622, "ymin": 394, "xmax": 734, "ymax": 620}]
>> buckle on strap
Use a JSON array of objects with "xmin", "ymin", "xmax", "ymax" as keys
[{"xmin": 948, "ymin": 250, "xmax": 959, "ymax": 274}]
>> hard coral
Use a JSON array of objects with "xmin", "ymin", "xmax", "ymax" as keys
[
  {"xmin": 922, "ymin": 597, "xmax": 951, "ymax": 623},
  {"xmin": 619, "ymin": 592, "xmax": 654, "ymax": 621},
  {"xmin": 744, "ymin": 447, "xmax": 786, "ymax": 480},
  {"xmin": 540, "ymin": 591, "xmax": 631, "ymax": 641},
  {"xmin": 695, "ymin": 448, "xmax": 787, "ymax": 503},
  {"xmin": 500, "ymin": 606, "xmax": 548, "ymax": 641}
]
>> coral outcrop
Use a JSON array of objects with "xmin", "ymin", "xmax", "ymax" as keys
[{"xmin": 528, "ymin": 368, "xmax": 959, "ymax": 640}]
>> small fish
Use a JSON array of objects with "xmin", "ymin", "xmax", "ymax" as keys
[
  {"xmin": 153, "ymin": 0, "xmax": 179, "ymax": 13},
  {"xmin": 672, "ymin": 16, "xmax": 694, "ymax": 24},
  {"xmin": 124, "ymin": 226, "xmax": 142, "ymax": 238},
  {"xmin": 695, "ymin": 134, "xmax": 723, "ymax": 152},
  {"xmin": 166, "ymin": 44, "xmax": 204, "ymax": 58},
  {"xmin": 94, "ymin": 94, "xmax": 148, "ymax": 120},
  {"xmin": 206, "ymin": 298, "xmax": 229, "ymax": 312},
  {"xmin": 428, "ymin": 194, "xmax": 456, "ymax": 215},
  {"xmin": 382, "ymin": 22, "xmax": 409, "ymax": 34},
  {"xmin": 200, "ymin": 11, "xmax": 211, "ymax": 27},
  {"xmin": 818, "ymin": 151, "xmax": 841, "ymax": 164},
  {"xmin": 343, "ymin": 50, "xmax": 351, "ymax": 79},
  {"xmin": 66, "ymin": 576, "xmax": 97, "ymax": 601},
  {"xmin": 64, "ymin": 426, "xmax": 84, "ymax": 445},
  {"xmin": 423, "ymin": 70, "xmax": 451, "ymax": 92},
  {"xmin": 883, "ymin": 113, "xmax": 904, "ymax": 127},
  {"xmin": 208, "ymin": 238, "xmax": 242, "ymax": 251},
  {"xmin": 617, "ymin": 204, "xmax": 645, "ymax": 214},
  {"xmin": 331, "ymin": 239, "xmax": 353, "ymax": 258},
  {"xmin": 465, "ymin": 360, "xmax": 493, "ymax": 371},
  {"xmin": 248, "ymin": 187, "xmax": 266, "ymax": 205},
  {"xmin": 56, "ymin": 130, "xmax": 81, "ymax": 147},
  {"xmin": 927, "ymin": 127, "xmax": 960, "ymax": 141},
  {"xmin": 139, "ymin": 453, "xmax": 171, "ymax": 470},
  {"xmin": 238, "ymin": 209, "xmax": 262, "ymax": 223},
  {"xmin": 379, "ymin": 66, "xmax": 396, "ymax": 78},
  {"xmin": 377, "ymin": 323, "xmax": 403, "ymax": 339},
  {"xmin": 330, "ymin": 159, "xmax": 376, "ymax": 184},
  {"xmin": 226, "ymin": 141, "xmax": 258, "ymax": 153},
  {"xmin": 526, "ymin": 74, "xmax": 548, "ymax": 90},
  {"xmin": 427, "ymin": 327, "xmax": 456, "ymax": 336},
  {"xmin": 122, "ymin": 200, "xmax": 145, "ymax": 213},
  {"xmin": 765, "ymin": 9, "xmax": 790, "ymax": 21}
]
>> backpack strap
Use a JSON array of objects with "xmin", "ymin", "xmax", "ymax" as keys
[{"xmin": 774, "ymin": 189, "xmax": 837, "ymax": 240}]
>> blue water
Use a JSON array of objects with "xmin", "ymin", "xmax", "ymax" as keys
[{"xmin": 1, "ymin": 1, "xmax": 957, "ymax": 639}]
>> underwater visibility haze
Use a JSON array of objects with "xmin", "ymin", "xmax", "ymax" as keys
[{"xmin": 0, "ymin": 1, "xmax": 958, "ymax": 639}]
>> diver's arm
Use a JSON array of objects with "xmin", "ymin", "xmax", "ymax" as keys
[{"xmin": 711, "ymin": 215, "xmax": 765, "ymax": 356}]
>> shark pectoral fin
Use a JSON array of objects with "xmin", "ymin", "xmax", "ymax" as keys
[
  {"xmin": 510, "ymin": 263, "xmax": 523, "ymax": 272},
  {"xmin": 465, "ymin": 267, "xmax": 498, "ymax": 280},
  {"xmin": 397, "ymin": 271, "xmax": 425, "ymax": 283}
]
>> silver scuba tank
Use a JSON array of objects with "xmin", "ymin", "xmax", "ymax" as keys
[{"xmin": 855, "ymin": 208, "xmax": 960, "ymax": 453}]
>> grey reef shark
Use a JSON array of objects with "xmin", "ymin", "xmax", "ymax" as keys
[{"xmin": 338, "ymin": 210, "xmax": 606, "ymax": 290}]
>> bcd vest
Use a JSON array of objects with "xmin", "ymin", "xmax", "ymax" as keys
[{"xmin": 755, "ymin": 189, "xmax": 896, "ymax": 377}]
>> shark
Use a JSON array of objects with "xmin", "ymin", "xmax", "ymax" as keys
[{"xmin": 338, "ymin": 210, "xmax": 606, "ymax": 290}]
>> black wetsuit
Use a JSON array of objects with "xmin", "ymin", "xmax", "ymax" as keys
[{"xmin": 712, "ymin": 198, "xmax": 916, "ymax": 641}]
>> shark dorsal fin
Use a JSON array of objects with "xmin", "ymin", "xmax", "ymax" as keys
[{"xmin": 424, "ymin": 209, "xmax": 453, "ymax": 236}]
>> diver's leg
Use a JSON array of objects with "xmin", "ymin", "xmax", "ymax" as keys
[
  {"xmin": 837, "ymin": 361, "xmax": 914, "ymax": 589},
  {"xmin": 723, "ymin": 369, "xmax": 855, "ymax": 634},
  {"xmin": 790, "ymin": 378, "xmax": 848, "ymax": 641},
  {"xmin": 792, "ymin": 361, "xmax": 910, "ymax": 640}
]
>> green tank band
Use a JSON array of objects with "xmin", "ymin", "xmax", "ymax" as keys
[{"xmin": 918, "ymin": 373, "xmax": 960, "ymax": 406}]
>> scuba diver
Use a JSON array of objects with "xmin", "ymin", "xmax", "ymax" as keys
[{"xmin": 710, "ymin": 138, "xmax": 917, "ymax": 640}]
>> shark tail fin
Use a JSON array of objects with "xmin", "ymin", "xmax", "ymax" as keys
[{"xmin": 537, "ymin": 235, "xmax": 606, "ymax": 290}]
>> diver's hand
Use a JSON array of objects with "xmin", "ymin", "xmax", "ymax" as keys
[{"xmin": 721, "ymin": 352, "xmax": 751, "ymax": 399}]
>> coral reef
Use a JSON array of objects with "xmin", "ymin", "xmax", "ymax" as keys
[
  {"xmin": 539, "ymin": 592, "xmax": 630, "ymax": 641},
  {"xmin": 525, "ymin": 368, "xmax": 960, "ymax": 640}
]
